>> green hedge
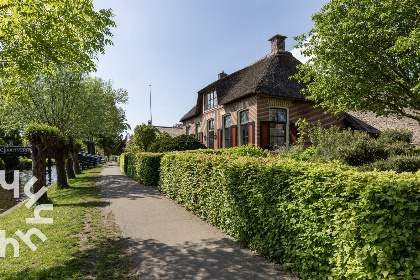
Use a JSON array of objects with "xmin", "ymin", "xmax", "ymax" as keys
[
  {"xmin": 118, "ymin": 152, "xmax": 163, "ymax": 186},
  {"xmin": 159, "ymin": 152, "xmax": 420, "ymax": 279}
]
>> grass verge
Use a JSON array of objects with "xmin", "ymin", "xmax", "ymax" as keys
[{"xmin": 0, "ymin": 167, "xmax": 134, "ymax": 279}]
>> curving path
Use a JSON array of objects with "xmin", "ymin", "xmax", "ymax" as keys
[{"xmin": 96, "ymin": 162, "xmax": 298, "ymax": 280}]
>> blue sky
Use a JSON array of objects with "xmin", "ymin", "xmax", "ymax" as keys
[{"xmin": 91, "ymin": 0, "xmax": 328, "ymax": 132}]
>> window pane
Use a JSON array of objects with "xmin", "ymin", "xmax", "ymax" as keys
[
  {"xmin": 269, "ymin": 108, "xmax": 287, "ymax": 123},
  {"xmin": 277, "ymin": 109, "xmax": 287, "ymax": 123},
  {"xmin": 240, "ymin": 110, "xmax": 249, "ymax": 125},
  {"xmin": 208, "ymin": 119, "xmax": 214, "ymax": 130},
  {"xmin": 269, "ymin": 123, "xmax": 286, "ymax": 149},
  {"xmin": 269, "ymin": 109, "xmax": 276, "ymax": 122},
  {"xmin": 224, "ymin": 115, "xmax": 231, "ymax": 128}
]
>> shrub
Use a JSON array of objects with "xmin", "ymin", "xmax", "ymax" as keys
[
  {"xmin": 0, "ymin": 158, "xmax": 5, "ymax": 170},
  {"xmin": 127, "ymin": 124, "xmax": 156, "ymax": 152},
  {"xmin": 159, "ymin": 152, "xmax": 420, "ymax": 279},
  {"xmin": 119, "ymin": 152, "xmax": 163, "ymax": 186},
  {"xmin": 304, "ymin": 125, "xmax": 417, "ymax": 168},
  {"xmin": 379, "ymin": 128, "xmax": 413, "ymax": 144},
  {"xmin": 361, "ymin": 155, "xmax": 420, "ymax": 173},
  {"xmin": 20, "ymin": 157, "xmax": 32, "ymax": 169},
  {"xmin": 0, "ymin": 138, "xmax": 7, "ymax": 145},
  {"xmin": 148, "ymin": 134, "xmax": 206, "ymax": 153}
]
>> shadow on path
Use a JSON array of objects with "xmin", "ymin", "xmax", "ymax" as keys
[{"xmin": 97, "ymin": 163, "xmax": 298, "ymax": 280}]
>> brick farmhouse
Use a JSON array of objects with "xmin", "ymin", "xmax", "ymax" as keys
[{"xmin": 180, "ymin": 35, "xmax": 420, "ymax": 149}]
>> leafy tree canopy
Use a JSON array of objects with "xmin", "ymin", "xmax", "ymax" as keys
[
  {"xmin": 0, "ymin": 0, "xmax": 115, "ymax": 101},
  {"xmin": 0, "ymin": 67, "xmax": 129, "ymax": 144},
  {"xmin": 293, "ymin": 0, "xmax": 420, "ymax": 123},
  {"xmin": 127, "ymin": 124, "xmax": 156, "ymax": 152}
]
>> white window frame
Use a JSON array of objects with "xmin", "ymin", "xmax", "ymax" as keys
[{"xmin": 203, "ymin": 90, "xmax": 217, "ymax": 112}]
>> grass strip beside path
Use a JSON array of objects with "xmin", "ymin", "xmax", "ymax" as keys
[{"xmin": 0, "ymin": 167, "xmax": 134, "ymax": 280}]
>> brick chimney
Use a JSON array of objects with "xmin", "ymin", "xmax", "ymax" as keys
[
  {"xmin": 218, "ymin": 71, "xmax": 227, "ymax": 80},
  {"xmin": 268, "ymin": 35, "xmax": 287, "ymax": 53}
]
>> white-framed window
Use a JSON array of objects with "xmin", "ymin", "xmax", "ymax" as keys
[
  {"xmin": 269, "ymin": 107, "xmax": 288, "ymax": 149},
  {"xmin": 238, "ymin": 109, "xmax": 249, "ymax": 146},
  {"xmin": 204, "ymin": 90, "xmax": 217, "ymax": 112}
]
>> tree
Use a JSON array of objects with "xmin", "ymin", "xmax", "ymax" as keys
[
  {"xmin": 23, "ymin": 123, "xmax": 62, "ymax": 202},
  {"xmin": 0, "ymin": 67, "xmax": 128, "ymax": 187},
  {"xmin": 128, "ymin": 124, "xmax": 156, "ymax": 152},
  {"xmin": 293, "ymin": 0, "xmax": 420, "ymax": 123},
  {"xmin": 0, "ymin": 0, "xmax": 115, "ymax": 100}
]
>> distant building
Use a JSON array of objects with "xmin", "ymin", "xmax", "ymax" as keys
[
  {"xmin": 154, "ymin": 126, "xmax": 183, "ymax": 138},
  {"xmin": 180, "ymin": 35, "xmax": 420, "ymax": 149}
]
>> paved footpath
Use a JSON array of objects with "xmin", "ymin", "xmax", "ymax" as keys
[{"xmin": 96, "ymin": 162, "xmax": 298, "ymax": 280}]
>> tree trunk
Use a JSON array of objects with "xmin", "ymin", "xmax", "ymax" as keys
[
  {"xmin": 72, "ymin": 149, "xmax": 82, "ymax": 174},
  {"xmin": 31, "ymin": 146, "xmax": 48, "ymax": 203},
  {"xmin": 54, "ymin": 149, "xmax": 68, "ymax": 188},
  {"xmin": 66, "ymin": 153, "xmax": 76, "ymax": 179}
]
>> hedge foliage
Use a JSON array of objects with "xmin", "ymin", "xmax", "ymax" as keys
[
  {"xmin": 0, "ymin": 158, "xmax": 5, "ymax": 170},
  {"xmin": 119, "ymin": 152, "xmax": 163, "ymax": 186},
  {"xmin": 148, "ymin": 134, "xmax": 207, "ymax": 153},
  {"xmin": 159, "ymin": 151, "xmax": 420, "ymax": 279}
]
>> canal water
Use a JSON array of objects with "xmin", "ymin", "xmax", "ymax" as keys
[{"xmin": 0, "ymin": 166, "xmax": 57, "ymax": 215}]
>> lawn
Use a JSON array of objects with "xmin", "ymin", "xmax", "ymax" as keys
[{"xmin": 0, "ymin": 167, "xmax": 134, "ymax": 279}]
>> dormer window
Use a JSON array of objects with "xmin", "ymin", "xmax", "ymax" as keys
[{"xmin": 204, "ymin": 89, "xmax": 217, "ymax": 112}]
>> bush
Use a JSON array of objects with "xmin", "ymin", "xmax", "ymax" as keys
[
  {"xmin": 302, "ymin": 125, "xmax": 417, "ymax": 168},
  {"xmin": 148, "ymin": 134, "xmax": 206, "ymax": 153},
  {"xmin": 119, "ymin": 152, "xmax": 163, "ymax": 186},
  {"xmin": 361, "ymin": 155, "xmax": 420, "ymax": 173},
  {"xmin": 159, "ymin": 152, "xmax": 420, "ymax": 279},
  {"xmin": 379, "ymin": 128, "xmax": 413, "ymax": 144},
  {"xmin": 0, "ymin": 158, "xmax": 5, "ymax": 170},
  {"xmin": 20, "ymin": 157, "xmax": 32, "ymax": 169},
  {"xmin": 0, "ymin": 138, "xmax": 7, "ymax": 145}
]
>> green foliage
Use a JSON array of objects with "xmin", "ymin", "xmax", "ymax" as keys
[
  {"xmin": 171, "ymin": 134, "xmax": 207, "ymax": 151},
  {"xmin": 293, "ymin": 0, "xmax": 420, "ymax": 123},
  {"xmin": 23, "ymin": 123, "xmax": 62, "ymax": 141},
  {"xmin": 297, "ymin": 125, "xmax": 419, "ymax": 171},
  {"xmin": 119, "ymin": 152, "xmax": 163, "ymax": 186},
  {"xmin": 19, "ymin": 157, "xmax": 32, "ymax": 169},
  {"xmin": 0, "ymin": 0, "xmax": 116, "ymax": 101},
  {"xmin": 159, "ymin": 152, "xmax": 420, "ymax": 279},
  {"xmin": 147, "ymin": 134, "xmax": 207, "ymax": 153},
  {"xmin": 379, "ymin": 129, "xmax": 414, "ymax": 144},
  {"xmin": 308, "ymin": 127, "xmax": 388, "ymax": 165},
  {"xmin": 0, "ymin": 138, "xmax": 6, "ymax": 145},
  {"xmin": 0, "ymin": 69, "xmax": 128, "ymax": 157},
  {"xmin": 147, "ymin": 132, "xmax": 173, "ymax": 153},
  {"xmin": 361, "ymin": 155, "xmax": 420, "ymax": 173},
  {"xmin": 221, "ymin": 143, "xmax": 269, "ymax": 157},
  {"xmin": 0, "ymin": 158, "xmax": 5, "ymax": 170},
  {"xmin": 128, "ymin": 124, "xmax": 156, "ymax": 152}
]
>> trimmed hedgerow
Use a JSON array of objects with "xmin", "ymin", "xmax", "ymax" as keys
[
  {"xmin": 159, "ymin": 152, "xmax": 420, "ymax": 279},
  {"xmin": 119, "ymin": 152, "xmax": 163, "ymax": 186}
]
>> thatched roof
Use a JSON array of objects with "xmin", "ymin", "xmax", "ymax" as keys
[
  {"xmin": 154, "ymin": 126, "xmax": 183, "ymax": 137},
  {"xmin": 180, "ymin": 50, "xmax": 306, "ymax": 122}
]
